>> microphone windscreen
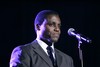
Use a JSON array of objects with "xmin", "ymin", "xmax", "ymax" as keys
[{"xmin": 68, "ymin": 28, "xmax": 75, "ymax": 35}]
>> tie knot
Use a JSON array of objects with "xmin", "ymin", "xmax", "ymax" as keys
[{"xmin": 47, "ymin": 46, "xmax": 53, "ymax": 53}]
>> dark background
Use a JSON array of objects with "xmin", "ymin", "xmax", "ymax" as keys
[{"xmin": 0, "ymin": 1, "xmax": 100, "ymax": 67}]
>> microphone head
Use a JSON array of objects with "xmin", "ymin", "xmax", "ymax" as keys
[{"xmin": 68, "ymin": 28, "xmax": 75, "ymax": 36}]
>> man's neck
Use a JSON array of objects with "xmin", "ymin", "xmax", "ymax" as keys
[
  {"xmin": 40, "ymin": 38, "xmax": 53, "ymax": 46},
  {"xmin": 37, "ymin": 37, "xmax": 53, "ymax": 46}
]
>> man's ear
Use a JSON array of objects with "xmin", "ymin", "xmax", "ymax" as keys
[{"xmin": 35, "ymin": 24, "xmax": 40, "ymax": 31}]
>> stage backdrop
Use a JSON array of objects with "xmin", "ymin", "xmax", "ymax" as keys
[{"xmin": 0, "ymin": 1, "xmax": 99, "ymax": 67}]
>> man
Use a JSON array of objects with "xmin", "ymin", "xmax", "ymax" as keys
[{"xmin": 10, "ymin": 10, "xmax": 74, "ymax": 67}]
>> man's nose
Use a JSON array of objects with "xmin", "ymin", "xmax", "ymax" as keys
[{"xmin": 54, "ymin": 26, "xmax": 60, "ymax": 32}]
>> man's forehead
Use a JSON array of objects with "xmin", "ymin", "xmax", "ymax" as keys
[{"xmin": 46, "ymin": 15, "xmax": 61, "ymax": 22}]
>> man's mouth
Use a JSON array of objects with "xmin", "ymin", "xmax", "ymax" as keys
[{"xmin": 52, "ymin": 34, "xmax": 59, "ymax": 38}]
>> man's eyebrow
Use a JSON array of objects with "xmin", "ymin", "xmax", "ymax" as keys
[{"xmin": 58, "ymin": 23, "xmax": 61, "ymax": 27}]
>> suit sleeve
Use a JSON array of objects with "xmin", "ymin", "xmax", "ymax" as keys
[
  {"xmin": 70, "ymin": 57, "xmax": 74, "ymax": 67},
  {"xmin": 10, "ymin": 46, "xmax": 30, "ymax": 67},
  {"xmin": 68, "ymin": 55, "xmax": 74, "ymax": 67},
  {"xmin": 63, "ymin": 52, "xmax": 74, "ymax": 67}
]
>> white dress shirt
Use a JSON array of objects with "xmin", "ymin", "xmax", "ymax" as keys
[{"xmin": 36, "ymin": 38, "xmax": 55, "ymax": 59}]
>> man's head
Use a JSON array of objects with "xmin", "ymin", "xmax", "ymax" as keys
[{"xmin": 34, "ymin": 10, "xmax": 61, "ymax": 43}]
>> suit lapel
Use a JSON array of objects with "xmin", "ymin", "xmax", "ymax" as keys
[
  {"xmin": 55, "ymin": 49, "xmax": 63, "ymax": 67},
  {"xmin": 31, "ymin": 40, "xmax": 53, "ymax": 67}
]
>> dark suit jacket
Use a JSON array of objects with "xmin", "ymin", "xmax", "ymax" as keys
[{"xmin": 10, "ymin": 40, "xmax": 74, "ymax": 67}]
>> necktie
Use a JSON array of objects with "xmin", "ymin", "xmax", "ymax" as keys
[{"xmin": 47, "ymin": 46, "xmax": 55, "ymax": 66}]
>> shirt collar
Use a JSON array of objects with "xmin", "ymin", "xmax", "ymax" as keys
[{"xmin": 36, "ymin": 38, "xmax": 55, "ymax": 53}]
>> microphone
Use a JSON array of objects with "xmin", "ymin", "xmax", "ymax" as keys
[{"xmin": 68, "ymin": 28, "xmax": 92, "ymax": 43}]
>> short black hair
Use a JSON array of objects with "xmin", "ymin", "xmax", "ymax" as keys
[{"xmin": 34, "ymin": 10, "xmax": 59, "ymax": 31}]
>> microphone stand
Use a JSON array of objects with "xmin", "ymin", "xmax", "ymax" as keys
[
  {"xmin": 78, "ymin": 39, "xmax": 83, "ymax": 67},
  {"xmin": 76, "ymin": 34, "xmax": 84, "ymax": 67}
]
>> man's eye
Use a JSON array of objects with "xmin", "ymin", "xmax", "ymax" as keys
[
  {"xmin": 49, "ymin": 24, "xmax": 53, "ymax": 26},
  {"xmin": 58, "ymin": 25, "xmax": 61, "ymax": 28},
  {"xmin": 48, "ymin": 23, "xmax": 54, "ymax": 26}
]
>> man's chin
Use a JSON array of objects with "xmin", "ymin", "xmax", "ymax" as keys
[{"xmin": 51, "ymin": 38, "xmax": 59, "ymax": 43}]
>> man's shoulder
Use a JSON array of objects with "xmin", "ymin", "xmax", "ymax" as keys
[
  {"xmin": 55, "ymin": 48, "xmax": 73, "ymax": 59},
  {"xmin": 12, "ymin": 43, "xmax": 31, "ymax": 53},
  {"xmin": 13, "ymin": 40, "xmax": 37, "ymax": 51}
]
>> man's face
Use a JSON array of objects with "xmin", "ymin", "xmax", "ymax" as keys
[{"xmin": 39, "ymin": 15, "xmax": 61, "ymax": 43}]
